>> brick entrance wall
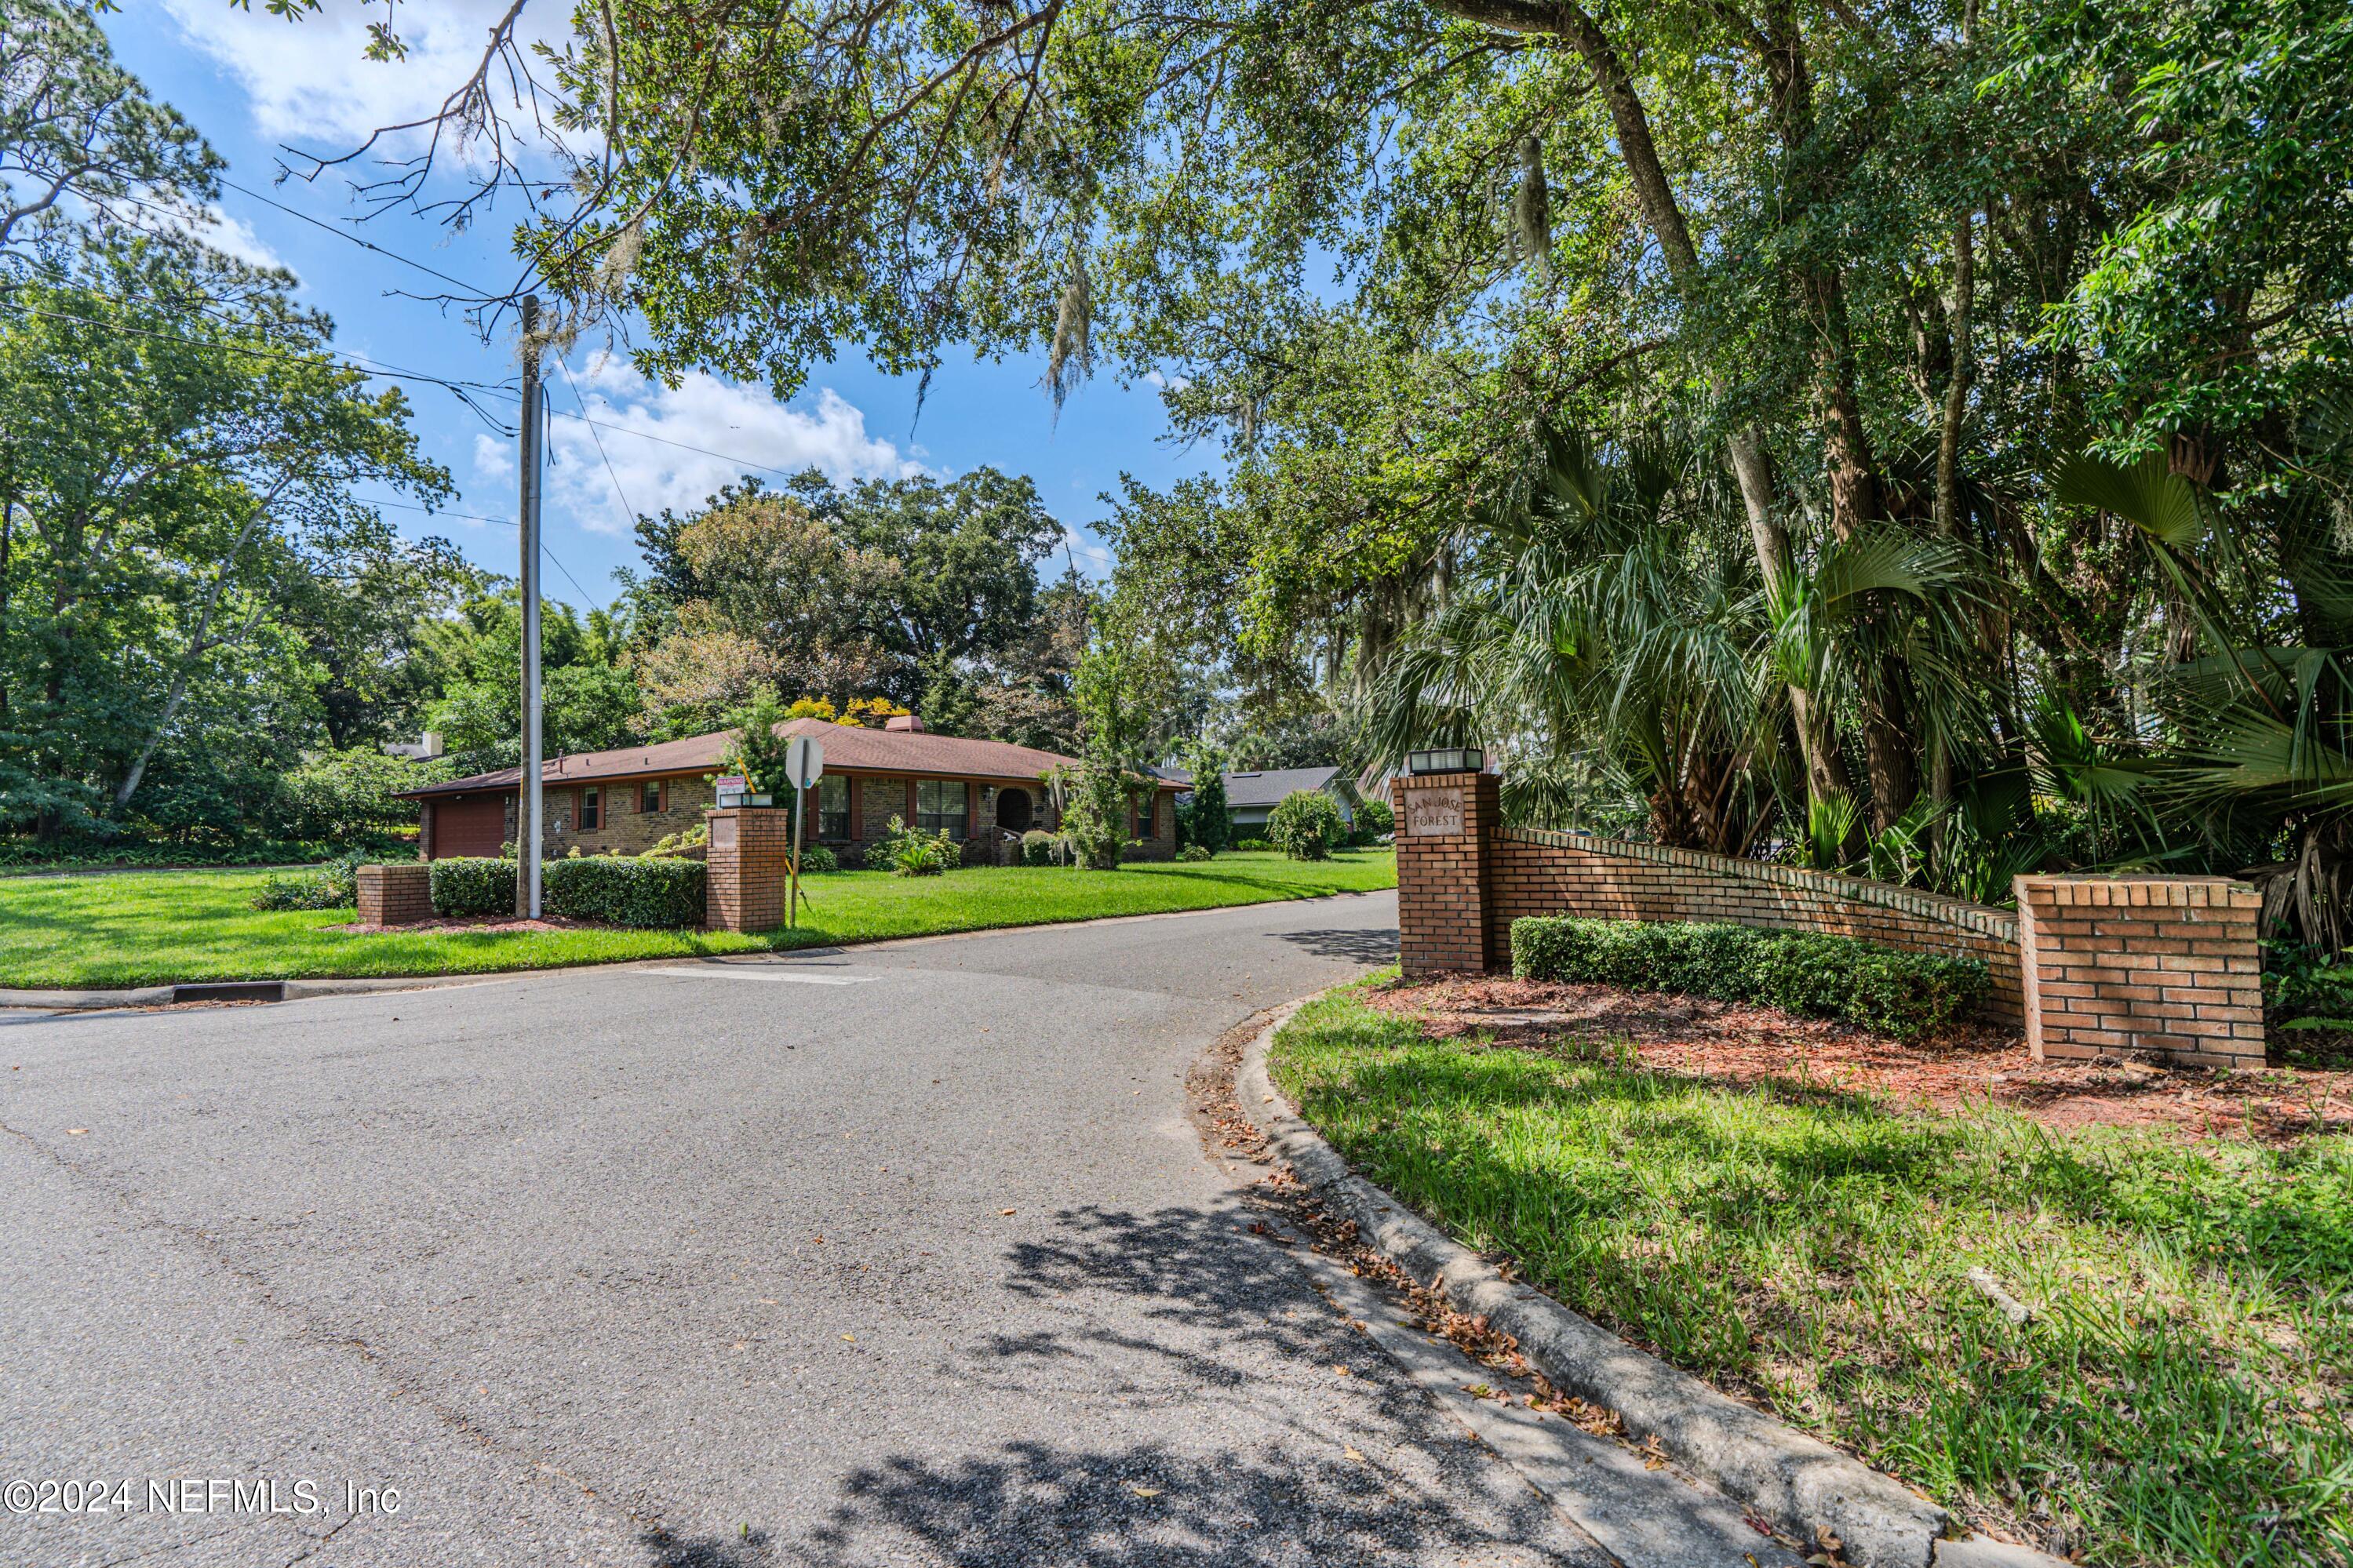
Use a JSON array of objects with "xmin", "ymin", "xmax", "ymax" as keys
[
  {"xmin": 356, "ymin": 863, "xmax": 432, "ymax": 926},
  {"xmin": 1391, "ymin": 770, "xmax": 2270, "ymax": 1064},
  {"xmin": 704, "ymin": 806, "xmax": 793, "ymax": 933},
  {"xmin": 2016, "ymin": 876, "xmax": 2265, "ymax": 1067}
]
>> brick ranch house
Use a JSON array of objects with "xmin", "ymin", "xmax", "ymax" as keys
[{"xmin": 396, "ymin": 715, "xmax": 1183, "ymax": 867}]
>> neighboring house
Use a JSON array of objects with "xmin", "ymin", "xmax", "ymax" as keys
[
  {"xmin": 396, "ymin": 715, "xmax": 1184, "ymax": 867},
  {"xmin": 1222, "ymin": 766, "xmax": 1355, "ymax": 832}
]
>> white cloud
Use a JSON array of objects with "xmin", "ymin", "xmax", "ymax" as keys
[
  {"xmin": 537, "ymin": 362, "xmax": 925, "ymax": 535},
  {"xmin": 162, "ymin": 0, "xmax": 573, "ymax": 148},
  {"xmin": 471, "ymin": 432, "xmax": 515, "ymax": 484},
  {"xmin": 1143, "ymin": 369, "xmax": 1193, "ymax": 393},
  {"xmin": 191, "ymin": 205, "xmax": 288, "ymax": 271}
]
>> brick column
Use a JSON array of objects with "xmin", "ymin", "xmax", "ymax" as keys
[
  {"xmin": 1392, "ymin": 769, "xmax": 1499, "ymax": 977},
  {"xmin": 705, "ymin": 806, "xmax": 793, "ymax": 932},
  {"xmin": 2015, "ymin": 875, "xmax": 2266, "ymax": 1068},
  {"xmin": 357, "ymin": 863, "xmax": 433, "ymax": 926}
]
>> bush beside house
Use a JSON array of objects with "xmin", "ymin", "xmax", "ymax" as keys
[{"xmin": 1269, "ymin": 789, "xmax": 1345, "ymax": 860}]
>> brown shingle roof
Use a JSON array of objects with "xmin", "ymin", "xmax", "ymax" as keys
[{"xmin": 397, "ymin": 719, "xmax": 1175, "ymax": 799}]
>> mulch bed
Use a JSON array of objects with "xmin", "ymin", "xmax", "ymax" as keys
[
  {"xmin": 324, "ymin": 915, "xmax": 601, "ymax": 935},
  {"xmin": 1365, "ymin": 975, "xmax": 2353, "ymax": 1144}
]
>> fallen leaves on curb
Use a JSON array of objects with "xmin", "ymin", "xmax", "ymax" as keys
[{"xmin": 1124, "ymin": 1483, "xmax": 1160, "ymax": 1498}]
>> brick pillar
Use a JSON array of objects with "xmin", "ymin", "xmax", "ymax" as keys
[
  {"xmin": 357, "ymin": 863, "xmax": 433, "ymax": 926},
  {"xmin": 417, "ymin": 800, "xmax": 435, "ymax": 860},
  {"xmin": 705, "ymin": 806, "xmax": 793, "ymax": 932},
  {"xmin": 1392, "ymin": 769, "xmax": 1499, "ymax": 977},
  {"xmin": 2015, "ymin": 875, "xmax": 2266, "ymax": 1068}
]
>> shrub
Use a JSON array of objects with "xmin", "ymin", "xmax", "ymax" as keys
[
  {"xmin": 1185, "ymin": 743, "xmax": 1231, "ymax": 855},
  {"xmin": 1353, "ymin": 799, "xmax": 1395, "ymax": 840},
  {"xmin": 796, "ymin": 843, "xmax": 840, "ymax": 875},
  {"xmin": 430, "ymin": 857, "xmax": 516, "ymax": 918},
  {"xmin": 250, "ymin": 851, "xmax": 367, "ymax": 911},
  {"xmin": 541, "ymin": 856, "xmax": 707, "ymax": 927},
  {"xmin": 876, "ymin": 815, "xmax": 957, "ymax": 875},
  {"xmin": 1269, "ymin": 790, "xmax": 1344, "ymax": 860},
  {"xmin": 269, "ymin": 747, "xmax": 450, "ymax": 843},
  {"xmin": 645, "ymin": 822, "xmax": 708, "ymax": 858},
  {"xmin": 1233, "ymin": 837, "xmax": 1273, "ymax": 852},
  {"xmin": 1510, "ymin": 915, "xmax": 1987, "ymax": 1039},
  {"xmin": 1020, "ymin": 829, "xmax": 1060, "ymax": 866},
  {"xmin": 1178, "ymin": 842, "xmax": 1213, "ymax": 861}
]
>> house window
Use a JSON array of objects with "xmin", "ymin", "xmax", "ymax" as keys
[
  {"xmin": 1134, "ymin": 795, "xmax": 1156, "ymax": 838},
  {"xmin": 579, "ymin": 786, "xmax": 601, "ymax": 831},
  {"xmin": 916, "ymin": 778, "xmax": 967, "ymax": 839},
  {"xmin": 640, "ymin": 779, "xmax": 663, "ymax": 813},
  {"xmin": 818, "ymin": 773, "xmax": 849, "ymax": 840}
]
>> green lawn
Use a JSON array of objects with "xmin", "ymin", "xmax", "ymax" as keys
[
  {"xmin": 0, "ymin": 849, "xmax": 1393, "ymax": 988},
  {"xmin": 1271, "ymin": 976, "xmax": 2353, "ymax": 1568}
]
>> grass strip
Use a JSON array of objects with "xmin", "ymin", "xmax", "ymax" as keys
[
  {"xmin": 1269, "ymin": 974, "xmax": 2353, "ymax": 1568},
  {"xmin": 0, "ymin": 850, "xmax": 1394, "ymax": 988}
]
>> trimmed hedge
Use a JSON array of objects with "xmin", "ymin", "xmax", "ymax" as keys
[
  {"xmin": 542, "ymin": 856, "xmax": 706, "ymax": 928},
  {"xmin": 428, "ymin": 856, "xmax": 706, "ymax": 926},
  {"xmin": 1510, "ymin": 915, "xmax": 1987, "ymax": 1040},
  {"xmin": 429, "ymin": 857, "xmax": 517, "ymax": 918}
]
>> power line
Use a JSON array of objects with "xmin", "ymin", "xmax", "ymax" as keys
[
  {"xmin": 552, "ymin": 353, "xmax": 643, "ymax": 531},
  {"xmin": 217, "ymin": 176, "xmax": 494, "ymax": 297},
  {"xmin": 2, "ymin": 292, "xmax": 800, "ymax": 481},
  {"xmin": 369, "ymin": 492, "xmax": 603, "ymax": 606}
]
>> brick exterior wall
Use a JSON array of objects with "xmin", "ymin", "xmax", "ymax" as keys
[
  {"xmin": 356, "ymin": 863, "xmax": 433, "ymax": 926},
  {"xmin": 1390, "ymin": 771, "xmax": 2273, "ymax": 1065},
  {"xmin": 704, "ymin": 806, "xmax": 794, "ymax": 933},
  {"xmin": 2016, "ymin": 875, "xmax": 2265, "ymax": 1068},
  {"xmin": 544, "ymin": 773, "xmax": 715, "ymax": 858}
]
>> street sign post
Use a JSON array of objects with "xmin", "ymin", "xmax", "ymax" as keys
[{"xmin": 781, "ymin": 737, "xmax": 824, "ymax": 927}]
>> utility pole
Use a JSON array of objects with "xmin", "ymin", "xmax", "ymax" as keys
[{"xmin": 516, "ymin": 295, "xmax": 545, "ymax": 919}]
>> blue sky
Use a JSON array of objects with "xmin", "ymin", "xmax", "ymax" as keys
[{"xmin": 108, "ymin": 2, "xmax": 1214, "ymax": 609}]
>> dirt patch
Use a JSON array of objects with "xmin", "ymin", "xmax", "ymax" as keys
[{"xmin": 1365, "ymin": 974, "xmax": 2353, "ymax": 1144}]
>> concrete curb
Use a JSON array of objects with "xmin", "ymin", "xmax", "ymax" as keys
[
  {"xmin": 0, "ymin": 973, "xmax": 513, "ymax": 1012},
  {"xmin": 1240, "ymin": 1004, "xmax": 2067, "ymax": 1568}
]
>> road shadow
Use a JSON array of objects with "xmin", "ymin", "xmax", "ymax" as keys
[
  {"xmin": 1274, "ymin": 926, "xmax": 1399, "ymax": 965},
  {"xmin": 787, "ymin": 1438, "xmax": 1579, "ymax": 1566},
  {"xmin": 751, "ymin": 1201, "xmax": 1594, "ymax": 1566}
]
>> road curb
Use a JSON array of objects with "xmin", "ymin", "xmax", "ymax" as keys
[
  {"xmin": 1239, "ymin": 1002, "xmax": 2067, "ymax": 1568},
  {"xmin": 0, "ymin": 973, "xmax": 512, "ymax": 1012}
]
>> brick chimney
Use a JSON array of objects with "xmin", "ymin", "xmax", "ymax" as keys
[{"xmin": 884, "ymin": 713, "xmax": 925, "ymax": 733}]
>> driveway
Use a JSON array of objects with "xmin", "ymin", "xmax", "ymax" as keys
[{"xmin": 1, "ymin": 890, "xmax": 1615, "ymax": 1566}]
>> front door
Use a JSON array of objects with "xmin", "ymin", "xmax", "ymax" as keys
[{"xmin": 996, "ymin": 787, "xmax": 1034, "ymax": 833}]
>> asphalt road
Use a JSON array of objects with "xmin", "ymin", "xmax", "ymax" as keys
[{"xmin": 0, "ymin": 890, "xmax": 1613, "ymax": 1568}]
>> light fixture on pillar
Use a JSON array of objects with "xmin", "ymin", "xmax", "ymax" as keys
[{"xmin": 1405, "ymin": 747, "xmax": 1485, "ymax": 776}]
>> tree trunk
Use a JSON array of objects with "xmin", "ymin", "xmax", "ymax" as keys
[
  {"xmin": 1452, "ymin": 0, "xmax": 1852, "ymax": 810},
  {"xmin": 1929, "ymin": 210, "xmax": 1975, "ymax": 857}
]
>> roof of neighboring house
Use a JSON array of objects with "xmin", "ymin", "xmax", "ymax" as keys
[
  {"xmin": 1152, "ymin": 763, "xmax": 1193, "ymax": 786},
  {"xmin": 397, "ymin": 718, "xmax": 1178, "ymax": 800},
  {"xmin": 1220, "ymin": 766, "xmax": 1342, "ymax": 809}
]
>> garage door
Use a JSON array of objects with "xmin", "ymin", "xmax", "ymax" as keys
[{"xmin": 434, "ymin": 795, "xmax": 507, "ymax": 859}]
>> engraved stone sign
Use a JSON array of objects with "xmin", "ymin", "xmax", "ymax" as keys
[
  {"xmin": 1405, "ymin": 786, "xmax": 1464, "ymax": 837},
  {"xmin": 710, "ymin": 816, "xmax": 738, "ymax": 849}
]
